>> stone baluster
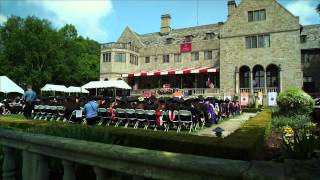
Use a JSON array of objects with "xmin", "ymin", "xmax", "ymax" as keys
[
  {"xmin": 32, "ymin": 153, "xmax": 49, "ymax": 180},
  {"xmin": 2, "ymin": 146, "xmax": 16, "ymax": 180},
  {"xmin": 93, "ymin": 167, "xmax": 106, "ymax": 180},
  {"xmin": 62, "ymin": 160, "xmax": 76, "ymax": 180},
  {"xmin": 22, "ymin": 150, "xmax": 32, "ymax": 180}
]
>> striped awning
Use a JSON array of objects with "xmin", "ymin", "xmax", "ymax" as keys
[{"xmin": 122, "ymin": 67, "xmax": 219, "ymax": 78}]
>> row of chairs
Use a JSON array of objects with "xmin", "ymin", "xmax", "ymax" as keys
[
  {"xmin": 32, "ymin": 105, "xmax": 205, "ymax": 133},
  {"xmin": 92, "ymin": 108, "xmax": 203, "ymax": 133},
  {"xmin": 33, "ymin": 105, "xmax": 65, "ymax": 121}
]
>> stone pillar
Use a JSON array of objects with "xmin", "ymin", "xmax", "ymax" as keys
[
  {"xmin": 264, "ymin": 70, "xmax": 267, "ymax": 94},
  {"xmin": 235, "ymin": 66, "xmax": 239, "ymax": 95},
  {"xmin": 62, "ymin": 160, "xmax": 76, "ymax": 180},
  {"xmin": 32, "ymin": 153, "xmax": 49, "ymax": 180},
  {"xmin": 22, "ymin": 150, "xmax": 32, "ymax": 180},
  {"xmin": 93, "ymin": 167, "xmax": 106, "ymax": 180},
  {"xmin": 278, "ymin": 64, "xmax": 282, "ymax": 93},
  {"xmin": 250, "ymin": 71, "xmax": 254, "ymax": 94},
  {"xmin": 2, "ymin": 146, "xmax": 16, "ymax": 180}
]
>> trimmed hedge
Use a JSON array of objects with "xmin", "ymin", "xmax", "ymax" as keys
[
  {"xmin": 242, "ymin": 108, "xmax": 261, "ymax": 113},
  {"xmin": 0, "ymin": 109, "xmax": 272, "ymax": 160}
]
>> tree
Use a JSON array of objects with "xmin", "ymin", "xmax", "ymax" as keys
[
  {"xmin": 317, "ymin": 3, "xmax": 320, "ymax": 15},
  {"xmin": 0, "ymin": 16, "xmax": 100, "ymax": 92}
]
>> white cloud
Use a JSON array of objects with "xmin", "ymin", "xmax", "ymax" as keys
[
  {"xmin": 0, "ymin": 14, "xmax": 7, "ymax": 25},
  {"xmin": 31, "ymin": 0, "xmax": 113, "ymax": 42},
  {"xmin": 285, "ymin": 0, "xmax": 318, "ymax": 25}
]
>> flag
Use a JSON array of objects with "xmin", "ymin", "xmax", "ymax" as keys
[
  {"xmin": 257, "ymin": 92, "xmax": 263, "ymax": 106},
  {"xmin": 268, "ymin": 92, "xmax": 277, "ymax": 106},
  {"xmin": 240, "ymin": 92, "xmax": 249, "ymax": 106}
]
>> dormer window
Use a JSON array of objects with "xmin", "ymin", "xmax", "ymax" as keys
[
  {"xmin": 166, "ymin": 38, "xmax": 174, "ymax": 44},
  {"xmin": 205, "ymin": 33, "xmax": 215, "ymax": 40},
  {"xmin": 185, "ymin": 35, "xmax": 193, "ymax": 42}
]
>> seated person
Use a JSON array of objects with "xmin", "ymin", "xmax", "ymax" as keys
[{"xmin": 64, "ymin": 97, "xmax": 81, "ymax": 123}]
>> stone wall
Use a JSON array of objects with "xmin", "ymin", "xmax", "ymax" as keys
[{"xmin": 220, "ymin": 0, "xmax": 302, "ymax": 94}]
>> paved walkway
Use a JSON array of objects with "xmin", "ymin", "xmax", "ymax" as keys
[{"xmin": 194, "ymin": 112, "xmax": 257, "ymax": 138}]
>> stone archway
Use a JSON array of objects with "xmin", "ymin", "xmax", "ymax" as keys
[
  {"xmin": 252, "ymin": 65, "xmax": 265, "ymax": 88},
  {"xmin": 239, "ymin": 65, "xmax": 250, "ymax": 88}
]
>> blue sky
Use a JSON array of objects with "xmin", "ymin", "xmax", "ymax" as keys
[{"xmin": 0, "ymin": 0, "xmax": 319, "ymax": 43}]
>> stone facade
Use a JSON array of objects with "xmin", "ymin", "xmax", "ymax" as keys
[{"xmin": 100, "ymin": 0, "xmax": 319, "ymax": 96}]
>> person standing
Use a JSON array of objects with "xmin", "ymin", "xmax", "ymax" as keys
[
  {"xmin": 83, "ymin": 97, "xmax": 100, "ymax": 125},
  {"xmin": 22, "ymin": 84, "xmax": 37, "ymax": 119}
]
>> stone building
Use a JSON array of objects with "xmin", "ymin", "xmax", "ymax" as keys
[{"xmin": 100, "ymin": 0, "xmax": 319, "ymax": 98}]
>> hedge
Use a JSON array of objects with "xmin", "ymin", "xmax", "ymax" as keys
[
  {"xmin": 242, "ymin": 108, "xmax": 261, "ymax": 113},
  {"xmin": 0, "ymin": 109, "xmax": 272, "ymax": 160}
]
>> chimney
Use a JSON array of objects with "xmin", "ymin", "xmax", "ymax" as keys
[
  {"xmin": 227, "ymin": 0, "xmax": 237, "ymax": 17},
  {"xmin": 160, "ymin": 14, "xmax": 171, "ymax": 35}
]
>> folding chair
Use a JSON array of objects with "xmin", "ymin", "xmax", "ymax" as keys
[
  {"xmin": 115, "ymin": 108, "xmax": 126, "ymax": 127},
  {"xmin": 97, "ymin": 108, "xmax": 108, "ymax": 126},
  {"xmin": 167, "ymin": 110, "xmax": 180, "ymax": 132},
  {"xmin": 49, "ymin": 106, "xmax": 58, "ymax": 121},
  {"xmin": 56, "ymin": 106, "xmax": 65, "ymax": 121},
  {"xmin": 135, "ymin": 109, "xmax": 146, "ymax": 129},
  {"xmin": 179, "ymin": 110, "xmax": 193, "ymax": 133},
  {"xmin": 125, "ymin": 109, "xmax": 136, "ymax": 128},
  {"xmin": 33, "ymin": 105, "xmax": 40, "ymax": 119},
  {"xmin": 67, "ymin": 109, "xmax": 83, "ymax": 124},
  {"xmin": 160, "ymin": 110, "xmax": 169, "ymax": 132},
  {"xmin": 145, "ymin": 110, "xmax": 157, "ymax": 130}
]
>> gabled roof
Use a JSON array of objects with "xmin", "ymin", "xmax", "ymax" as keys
[{"xmin": 301, "ymin": 24, "xmax": 320, "ymax": 50}]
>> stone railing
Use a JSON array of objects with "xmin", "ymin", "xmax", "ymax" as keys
[
  {"xmin": 253, "ymin": 87, "xmax": 265, "ymax": 93},
  {"xmin": 101, "ymin": 42, "xmax": 139, "ymax": 52},
  {"xmin": 267, "ymin": 87, "xmax": 278, "ymax": 93},
  {"xmin": 131, "ymin": 88, "xmax": 220, "ymax": 96},
  {"xmin": 240, "ymin": 88, "xmax": 251, "ymax": 93},
  {"xmin": 1, "ymin": 129, "xmax": 318, "ymax": 180}
]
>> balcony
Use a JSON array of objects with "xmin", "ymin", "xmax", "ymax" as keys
[
  {"xmin": 131, "ymin": 88, "xmax": 220, "ymax": 96},
  {"xmin": 101, "ymin": 42, "xmax": 139, "ymax": 53}
]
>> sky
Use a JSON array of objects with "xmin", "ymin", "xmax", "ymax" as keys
[{"xmin": 0, "ymin": 0, "xmax": 319, "ymax": 43}]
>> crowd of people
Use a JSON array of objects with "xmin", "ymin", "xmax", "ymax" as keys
[{"xmin": 1, "ymin": 84, "xmax": 242, "ymax": 130}]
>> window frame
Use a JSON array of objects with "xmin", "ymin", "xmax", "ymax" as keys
[
  {"xmin": 191, "ymin": 52, "xmax": 199, "ymax": 61},
  {"xmin": 102, "ymin": 52, "xmax": 111, "ymax": 62},
  {"xmin": 174, "ymin": 53, "xmax": 181, "ymax": 63},
  {"xmin": 145, "ymin": 56, "xmax": 150, "ymax": 63},
  {"xmin": 163, "ymin": 54, "xmax": 170, "ymax": 63},
  {"xmin": 114, "ymin": 53, "xmax": 126, "ymax": 63},
  {"xmin": 248, "ymin": 9, "xmax": 266, "ymax": 22},
  {"xmin": 204, "ymin": 50, "xmax": 213, "ymax": 60}
]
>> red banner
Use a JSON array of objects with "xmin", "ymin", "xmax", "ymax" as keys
[{"xmin": 180, "ymin": 43, "xmax": 192, "ymax": 53}]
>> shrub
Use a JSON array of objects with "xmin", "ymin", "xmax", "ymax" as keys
[
  {"xmin": 0, "ymin": 109, "xmax": 272, "ymax": 160},
  {"xmin": 277, "ymin": 88, "xmax": 314, "ymax": 116},
  {"xmin": 242, "ymin": 108, "xmax": 261, "ymax": 113},
  {"xmin": 272, "ymin": 115, "xmax": 312, "ymax": 129}
]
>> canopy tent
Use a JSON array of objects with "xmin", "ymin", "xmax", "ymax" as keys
[
  {"xmin": 82, "ymin": 80, "xmax": 132, "ymax": 90},
  {"xmin": 0, "ymin": 76, "xmax": 24, "ymax": 94},
  {"xmin": 82, "ymin": 80, "xmax": 132, "ymax": 96},
  {"xmin": 67, "ymin": 86, "xmax": 89, "ymax": 93},
  {"xmin": 41, "ymin": 84, "xmax": 68, "ymax": 92}
]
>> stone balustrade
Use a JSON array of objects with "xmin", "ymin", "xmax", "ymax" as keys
[{"xmin": 1, "ymin": 128, "xmax": 317, "ymax": 180}]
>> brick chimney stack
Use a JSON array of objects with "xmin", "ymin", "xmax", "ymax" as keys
[{"xmin": 160, "ymin": 14, "xmax": 171, "ymax": 35}]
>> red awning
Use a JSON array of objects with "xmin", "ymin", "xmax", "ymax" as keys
[{"xmin": 122, "ymin": 67, "xmax": 219, "ymax": 78}]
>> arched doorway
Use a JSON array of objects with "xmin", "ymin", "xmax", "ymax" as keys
[
  {"xmin": 252, "ymin": 65, "xmax": 265, "ymax": 88},
  {"xmin": 266, "ymin": 64, "xmax": 279, "ymax": 87},
  {"xmin": 239, "ymin": 66, "xmax": 250, "ymax": 88}
]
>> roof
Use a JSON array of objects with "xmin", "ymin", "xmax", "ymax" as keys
[
  {"xmin": 136, "ymin": 23, "xmax": 222, "ymax": 47},
  {"xmin": 301, "ymin": 24, "xmax": 320, "ymax": 50},
  {"xmin": 0, "ymin": 76, "xmax": 24, "ymax": 94}
]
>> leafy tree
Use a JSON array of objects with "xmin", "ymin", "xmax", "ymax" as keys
[
  {"xmin": 0, "ymin": 16, "xmax": 100, "ymax": 92},
  {"xmin": 317, "ymin": 3, "xmax": 320, "ymax": 15}
]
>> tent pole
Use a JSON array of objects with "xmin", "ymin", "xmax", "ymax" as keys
[
  {"xmin": 96, "ymin": 88, "xmax": 97, "ymax": 96},
  {"xmin": 114, "ymin": 88, "xmax": 116, "ymax": 98}
]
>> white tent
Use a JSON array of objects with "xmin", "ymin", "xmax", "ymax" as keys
[
  {"xmin": 0, "ymin": 76, "xmax": 24, "ymax": 94},
  {"xmin": 67, "ymin": 86, "xmax": 89, "ymax": 93},
  {"xmin": 82, "ymin": 80, "xmax": 132, "ymax": 90},
  {"xmin": 41, "ymin": 84, "xmax": 68, "ymax": 92}
]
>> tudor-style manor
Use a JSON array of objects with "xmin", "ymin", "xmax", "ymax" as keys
[{"xmin": 100, "ymin": 0, "xmax": 320, "ymax": 97}]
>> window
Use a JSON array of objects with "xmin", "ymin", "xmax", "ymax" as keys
[
  {"xmin": 185, "ymin": 35, "xmax": 193, "ymax": 42},
  {"xmin": 205, "ymin": 33, "xmax": 215, "ymax": 40},
  {"xmin": 102, "ymin": 52, "xmax": 111, "ymax": 62},
  {"xmin": 303, "ymin": 76, "xmax": 313, "ymax": 83},
  {"xmin": 130, "ymin": 54, "xmax": 138, "ymax": 65},
  {"xmin": 191, "ymin": 52, "xmax": 199, "ymax": 61},
  {"xmin": 248, "ymin": 9, "xmax": 266, "ymax": 22},
  {"xmin": 166, "ymin": 38, "xmax": 174, "ymax": 44},
  {"xmin": 114, "ymin": 53, "xmax": 126, "ymax": 63},
  {"xmin": 300, "ymin": 35, "xmax": 307, "ymax": 43},
  {"xmin": 204, "ymin": 50, "xmax": 212, "ymax": 60},
  {"xmin": 246, "ymin": 34, "xmax": 270, "ymax": 49},
  {"xmin": 145, "ymin": 56, "xmax": 150, "ymax": 63},
  {"xmin": 174, "ymin": 53, "xmax": 181, "ymax": 62},
  {"xmin": 163, "ymin": 55, "xmax": 169, "ymax": 63}
]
